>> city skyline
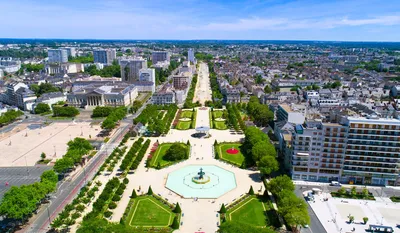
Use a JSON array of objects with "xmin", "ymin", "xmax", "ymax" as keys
[{"xmin": 2, "ymin": 0, "xmax": 400, "ymax": 42}]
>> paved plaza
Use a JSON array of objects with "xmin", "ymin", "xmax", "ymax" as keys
[
  {"xmin": 0, "ymin": 122, "xmax": 102, "ymax": 167},
  {"xmin": 307, "ymin": 191, "xmax": 400, "ymax": 233},
  {"xmin": 193, "ymin": 62, "xmax": 212, "ymax": 105}
]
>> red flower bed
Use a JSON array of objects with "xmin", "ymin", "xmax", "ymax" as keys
[{"xmin": 226, "ymin": 148, "xmax": 239, "ymax": 154}]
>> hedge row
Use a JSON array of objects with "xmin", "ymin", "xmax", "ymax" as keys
[
  {"xmin": 232, "ymin": 104, "xmax": 246, "ymax": 131},
  {"xmin": 119, "ymin": 138, "xmax": 144, "ymax": 171},
  {"xmin": 130, "ymin": 139, "xmax": 151, "ymax": 170},
  {"xmin": 85, "ymin": 177, "xmax": 120, "ymax": 219}
]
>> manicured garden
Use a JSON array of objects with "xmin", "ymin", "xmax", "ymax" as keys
[
  {"xmin": 149, "ymin": 142, "xmax": 190, "ymax": 169},
  {"xmin": 210, "ymin": 110, "xmax": 228, "ymax": 130},
  {"xmin": 175, "ymin": 109, "xmax": 197, "ymax": 130},
  {"xmin": 128, "ymin": 196, "xmax": 174, "ymax": 227},
  {"xmin": 215, "ymin": 142, "xmax": 245, "ymax": 167},
  {"xmin": 227, "ymin": 196, "xmax": 268, "ymax": 226},
  {"xmin": 134, "ymin": 104, "xmax": 178, "ymax": 136}
]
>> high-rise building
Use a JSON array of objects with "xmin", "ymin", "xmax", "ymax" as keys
[
  {"xmin": 290, "ymin": 116, "xmax": 400, "ymax": 186},
  {"xmin": 93, "ymin": 49, "xmax": 117, "ymax": 65},
  {"xmin": 188, "ymin": 48, "xmax": 196, "ymax": 64},
  {"xmin": 62, "ymin": 47, "xmax": 76, "ymax": 57},
  {"xmin": 48, "ymin": 49, "xmax": 68, "ymax": 63},
  {"xmin": 139, "ymin": 68, "xmax": 155, "ymax": 83},
  {"xmin": 152, "ymin": 51, "xmax": 170, "ymax": 64},
  {"xmin": 120, "ymin": 58, "xmax": 147, "ymax": 83}
]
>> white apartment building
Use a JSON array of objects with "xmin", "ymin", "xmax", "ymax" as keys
[
  {"xmin": 93, "ymin": 49, "xmax": 116, "ymax": 65},
  {"xmin": 188, "ymin": 48, "xmax": 196, "ymax": 64},
  {"xmin": 61, "ymin": 47, "xmax": 76, "ymax": 57},
  {"xmin": 139, "ymin": 68, "xmax": 155, "ymax": 83},
  {"xmin": 48, "ymin": 49, "xmax": 68, "ymax": 63},
  {"xmin": 290, "ymin": 116, "xmax": 400, "ymax": 186}
]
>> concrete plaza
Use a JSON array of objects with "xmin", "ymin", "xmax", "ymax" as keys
[
  {"xmin": 308, "ymin": 191, "xmax": 400, "ymax": 233},
  {"xmin": 0, "ymin": 122, "xmax": 102, "ymax": 167}
]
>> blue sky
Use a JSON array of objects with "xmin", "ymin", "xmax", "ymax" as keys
[{"xmin": 1, "ymin": 0, "xmax": 400, "ymax": 41}]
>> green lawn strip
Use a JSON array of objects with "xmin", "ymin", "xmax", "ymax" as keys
[
  {"xmin": 209, "ymin": 110, "xmax": 213, "ymax": 128},
  {"xmin": 177, "ymin": 121, "xmax": 191, "ymax": 130},
  {"xmin": 227, "ymin": 196, "xmax": 267, "ymax": 227},
  {"xmin": 128, "ymin": 196, "xmax": 174, "ymax": 227},
  {"xmin": 217, "ymin": 143, "xmax": 245, "ymax": 166},
  {"xmin": 214, "ymin": 121, "xmax": 227, "ymax": 130},
  {"xmin": 331, "ymin": 192, "xmax": 375, "ymax": 200},
  {"xmin": 191, "ymin": 110, "xmax": 197, "ymax": 129},
  {"xmin": 151, "ymin": 143, "xmax": 188, "ymax": 168},
  {"xmin": 390, "ymin": 196, "xmax": 400, "ymax": 202},
  {"xmin": 180, "ymin": 111, "xmax": 193, "ymax": 118}
]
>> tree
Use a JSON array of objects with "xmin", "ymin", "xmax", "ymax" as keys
[
  {"xmin": 219, "ymin": 222, "xmax": 276, "ymax": 233},
  {"xmin": 267, "ymin": 175, "xmax": 295, "ymax": 195},
  {"xmin": 54, "ymin": 157, "xmax": 74, "ymax": 173},
  {"xmin": 251, "ymin": 141, "xmax": 276, "ymax": 162},
  {"xmin": 171, "ymin": 216, "xmax": 179, "ymax": 229},
  {"xmin": 248, "ymin": 186, "xmax": 254, "ymax": 195},
  {"xmin": 147, "ymin": 186, "xmax": 153, "ymax": 195},
  {"xmin": 173, "ymin": 203, "xmax": 182, "ymax": 213},
  {"xmin": 131, "ymin": 100, "xmax": 142, "ymax": 113},
  {"xmin": 257, "ymin": 156, "xmax": 279, "ymax": 176},
  {"xmin": 131, "ymin": 189, "xmax": 137, "ymax": 198},
  {"xmin": 41, "ymin": 170, "xmax": 58, "ymax": 184},
  {"xmin": 350, "ymin": 186, "xmax": 357, "ymax": 197},
  {"xmin": 337, "ymin": 187, "xmax": 345, "ymax": 196},
  {"xmin": 215, "ymin": 152, "xmax": 220, "ymax": 159},
  {"xmin": 163, "ymin": 144, "xmax": 187, "ymax": 161},
  {"xmin": 363, "ymin": 217, "xmax": 368, "ymax": 224},
  {"xmin": 348, "ymin": 215, "xmax": 354, "ymax": 223},
  {"xmin": 362, "ymin": 188, "xmax": 369, "ymax": 198},
  {"xmin": 51, "ymin": 216, "xmax": 64, "ymax": 231},
  {"xmin": 219, "ymin": 203, "xmax": 227, "ymax": 213},
  {"xmin": 35, "ymin": 103, "xmax": 51, "ymax": 114},
  {"xmin": 41, "ymin": 152, "xmax": 46, "ymax": 160},
  {"xmin": 264, "ymin": 85, "xmax": 272, "ymax": 94},
  {"xmin": 53, "ymin": 106, "xmax": 79, "ymax": 117},
  {"xmin": 283, "ymin": 207, "xmax": 310, "ymax": 231}
]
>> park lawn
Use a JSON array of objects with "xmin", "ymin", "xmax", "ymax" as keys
[
  {"xmin": 214, "ymin": 121, "xmax": 227, "ymax": 130},
  {"xmin": 180, "ymin": 111, "xmax": 193, "ymax": 118},
  {"xmin": 217, "ymin": 143, "xmax": 245, "ymax": 166},
  {"xmin": 176, "ymin": 120, "xmax": 191, "ymax": 130},
  {"xmin": 151, "ymin": 143, "xmax": 189, "ymax": 168},
  {"xmin": 227, "ymin": 196, "xmax": 267, "ymax": 227},
  {"xmin": 128, "ymin": 196, "xmax": 174, "ymax": 227},
  {"xmin": 213, "ymin": 111, "xmax": 224, "ymax": 118}
]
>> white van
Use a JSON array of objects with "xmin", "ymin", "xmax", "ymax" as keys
[{"xmin": 330, "ymin": 181, "xmax": 342, "ymax": 186}]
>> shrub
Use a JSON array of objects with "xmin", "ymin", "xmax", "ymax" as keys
[
  {"xmin": 148, "ymin": 186, "xmax": 153, "ymax": 195},
  {"xmin": 363, "ymin": 217, "xmax": 368, "ymax": 224},
  {"xmin": 71, "ymin": 212, "xmax": 81, "ymax": 219},
  {"xmin": 163, "ymin": 143, "xmax": 187, "ymax": 161},
  {"xmin": 108, "ymin": 202, "xmax": 117, "ymax": 209},
  {"xmin": 112, "ymin": 195, "xmax": 121, "ymax": 202},
  {"xmin": 75, "ymin": 204, "xmax": 85, "ymax": 212},
  {"xmin": 104, "ymin": 211, "xmax": 112, "ymax": 218},
  {"xmin": 171, "ymin": 216, "xmax": 179, "ymax": 229},
  {"xmin": 123, "ymin": 178, "xmax": 129, "ymax": 184},
  {"xmin": 219, "ymin": 204, "xmax": 227, "ymax": 213}
]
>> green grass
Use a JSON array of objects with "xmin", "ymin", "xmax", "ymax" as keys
[
  {"xmin": 227, "ymin": 196, "xmax": 267, "ymax": 227},
  {"xmin": 216, "ymin": 143, "xmax": 245, "ymax": 166},
  {"xmin": 214, "ymin": 121, "xmax": 227, "ymax": 130},
  {"xmin": 180, "ymin": 111, "xmax": 193, "ymax": 118},
  {"xmin": 209, "ymin": 110, "xmax": 213, "ymax": 128},
  {"xmin": 390, "ymin": 196, "xmax": 400, "ymax": 202},
  {"xmin": 176, "ymin": 121, "xmax": 191, "ymax": 130},
  {"xmin": 151, "ymin": 143, "xmax": 189, "ymax": 168},
  {"xmin": 128, "ymin": 196, "xmax": 174, "ymax": 227},
  {"xmin": 213, "ymin": 111, "xmax": 224, "ymax": 118}
]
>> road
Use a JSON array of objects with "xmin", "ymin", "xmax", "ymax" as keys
[
  {"xmin": 25, "ymin": 124, "xmax": 130, "ymax": 233},
  {"xmin": 193, "ymin": 62, "xmax": 212, "ymax": 105}
]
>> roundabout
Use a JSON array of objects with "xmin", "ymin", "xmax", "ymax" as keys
[{"xmin": 165, "ymin": 165, "xmax": 237, "ymax": 198}]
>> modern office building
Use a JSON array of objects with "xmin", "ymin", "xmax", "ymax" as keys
[
  {"xmin": 48, "ymin": 49, "xmax": 68, "ymax": 63},
  {"xmin": 188, "ymin": 48, "xmax": 196, "ymax": 64},
  {"xmin": 93, "ymin": 49, "xmax": 116, "ymax": 65},
  {"xmin": 290, "ymin": 116, "xmax": 400, "ymax": 186},
  {"xmin": 152, "ymin": 51, "xmax": 170, "ymax": 64},
  {"xmin": 120, "ymin": 58, "xmax": 147, "ymax": 83}
]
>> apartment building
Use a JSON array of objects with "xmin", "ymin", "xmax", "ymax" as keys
[
  {"xmin": 48, "ymin": 49, "xmax": 68, "ymax": 63},
  {"xmin": 290, "ymin": 116, "xmax": 400, "ymax": 186},
  {"xmin": 172, "ymin": 75, "xmax": 189, "ymax": 90},
  {"xmin": 152, "ymin": 51, "xmax": 170, "ymax": 64},
  {"xmin": 120, "ymin": 58, "xmax": 147, "ymax": 83},
  {"xmin": 93, "ymin": 49, "xmax": 116, "ymax": 65}
]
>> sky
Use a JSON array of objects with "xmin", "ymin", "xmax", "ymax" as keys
[{"xmin": 1, "ymin": 0, "xmax": 400, "ymax": 41}]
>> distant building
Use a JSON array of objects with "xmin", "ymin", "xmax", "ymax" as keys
[
  {"xmin": 172, "ymin": 75, "xmax": 189, "ymax": 90},
  {"xmin": 133, "ymin": 81, "xmax": 155, "ymax": 93},
  {"xmin": 1, "ymin": 82, "xmax": 37, "ymax": 110},
  {"xmin": 120, "ymin": 58, "xmax": 147, "ymax": 83},
  {"xmin": 188, "ymin": 48, "xmax": 196, "ymax": 64},
  {"xmin": 152, "ymin": 51, "xmax": 170, "ymax": 64},
  {"xmin": 61, "ymin": 47, "xmax": 76, "ymax": 57},
  {"xmin": 48, "ymin": 49, "xmax": 68, "ymax": 63},
  {"xmin": 46, "ymin": 63, "xmax": 84, "ymax": 74},
  {"xmin": 67, "ymin": 81, "xmax": 138, "ymax": 108},
  {"xmin": 0, "ymin": 57, "xmax": 21, "ymax": 73},
  {"xmin": 152, "ymin": 85, "xmax": 175, "ymax": 105},
  {"xmin": 32, "ymin": 92, "xmax": 66, "ymax": 113},
  {"xmin": 93, "ymin": 49, "xmax": 116, "ymax": 65},
  {"xmin": 139, "ymin": 68, "xmax": 155, "ymax": 83}
]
